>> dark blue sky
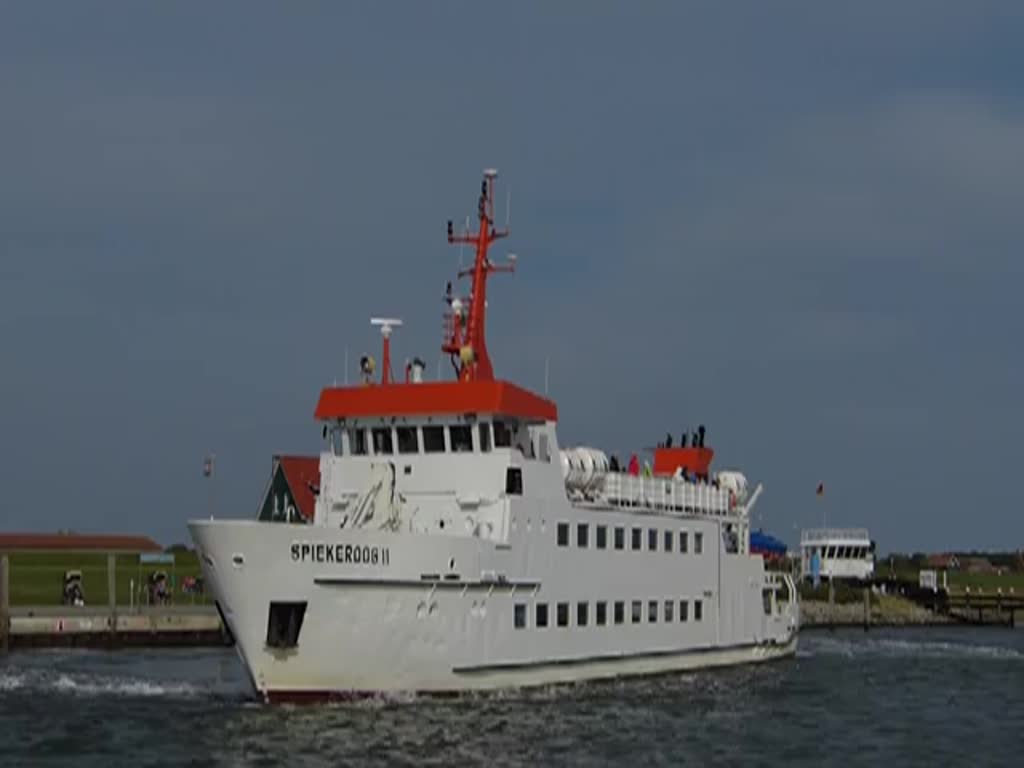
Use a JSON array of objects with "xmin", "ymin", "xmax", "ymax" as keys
[{"xmin": 1, "ymin": 3, "xmax": 1021, "ymax": 552}]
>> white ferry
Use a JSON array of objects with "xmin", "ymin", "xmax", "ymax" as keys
[
  {"xmin": 800, "ymin": 528, "xmax": 875, "ymax": 582},
  {"xmin": 189, "ymin": 170, "xmax": 799, "ymax": 702}
]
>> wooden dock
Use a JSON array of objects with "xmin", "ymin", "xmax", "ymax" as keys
[{"xmin": 2, "ymin": 605, "xmax": 231, "ymax": 650}]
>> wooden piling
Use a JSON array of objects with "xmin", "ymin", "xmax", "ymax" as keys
[
  {"xmin": 0, "ymin": 554, "xmax": 9, "ymax": 653},
  {"xmin": 107, "ymin": 552, "xmax": 117, "ymax": 646}
]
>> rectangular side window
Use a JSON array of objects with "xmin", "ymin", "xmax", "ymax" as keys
[
  {"xmin": 493, "ymin": 420, "xmax": 512, "ymax": 447},
  {"xmin": 631, "ymin": 600, "xmax": 642, "ymax": 623},
  {"xmin": 680, "ymin": 599, "xmax": 689, "ymax": 622},
  {"xmin": 664, "ymin": 530, "xmax": 673, "ymax": 553},
  {"xmin": 557, "ymin": 522, "xmax": 569, "ymax": 547},
  {"xmin": 614, "ymin": 527, "xmax": 625, "ymax": 550},
  {"xmin": 577, "ymin": 602, "xmax": 588, "ymax": 627},
  {"xmin": 577, "ymin": 523, "xmax": 589, "ymax": 548},
  {"xmin": 396, "ymin": 426, "xmax": 419, "ymax": 454},
  {"xmin": 614, "ymin": 601, "xmax": 625, "ymax": 624},
  {"xmin": 631, "ymin": 528, "xmax": 642, "ymax": 550},
  {"xmin": 349, "ymin": 428, "xmax": 368, "ymax": 456},
  {"xmin": 536, "ymin": 603, "xmax": 548, "ymax": 628},
  {"xmin": 695, "ymin": 599, "xmax": 703, "ymax": 621},
  {"xmin": 665, "ymin": 599, "xmax": 674, "ymax": 622},
  {"xmin": 648, "ymin": 600, "xmax": 658, "ymax": 623},
  {"xmin": 449, "ymin": 425, "xmax": 473, "ymax": 452},
  {"xmin": 371, "ymin": 427, "xmax": 393, "ymax": 455},
  {"xmin": 557, "ymin": 602, "xmax": 569, "ymax": 627},
  {"xmin": 596, "ymin": 525, "xmax": 607, "ymax": 549},
  {"xmin": 538, "ymin": 433, "xmax": 551, "ymax": 462},
  {"xmin": 596, "ymin": 601, "xmax": 607, "ymax": 626},
  {"xmin": 478, "ymin": 423, "xmax": 492, "ymax": 453},
  {"xmin": 422, "ymin": 426, "xmax": 446, "ymax": 453},
  {"xmin": 514, "ymin": 603, "xmax": 526, "ymax": 629},
  {"xmin": 648, "ymin": 528, "xmax": 658, "ymax": 551},
  {"xmin": 680, "ymin": 531, "xmax": 689, "ymax": 554},
  {"xmin": 695, "ymin": 532, "xmax": 704, "ymax": 554},
  {"xmin": 505, "ymin": 467, "xmax": 523, "ymax": 495}
]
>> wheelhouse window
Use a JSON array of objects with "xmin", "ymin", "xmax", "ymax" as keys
[
  {"xmin": 371, "ymin": 427, "xmax": 393, "ymax": 455},
  {"xmin": 478, "ymin": 423, "xmax": 492, "ymax": 452},
  {"xmin": 505, "ymin": 467, "xmax": 523, "ymax": 495},
  {"xmin": 614, "ymin": 527, "xmax": 625, "ymax": 550},
  {"xmin": 631, "ymin": 528, "xmax": 642, "ymax": 550},
  {"xmin": 631, "ymin": 600, "xmax": 642, "ymax": 623},
  {"xmin": 648, "ymin": 528, "xmax": 658, "ymax": 551},
  {"xmin": 422, "ymin": 425, "xmax": 446, "ymax": 453},
  {"xmin": 449, "ymin": 425, "xmax": 473, "ymax": 453},
  {"xmin": 694, "ymin": 532, "xmax": 704, "ymax": 554},
  {"xmin": 536, "ymin": 603, "xmax": 548, "ymax": 628},
  {"xmin": 514, "ymin": 603, "xmax": 527, "ymax": 629},
  {"xmin": 557, "ymin": 602, "xmax": 569, "ymax": 627},
  {"xmin": 614, "ymin": 601, "xmax": 625, "ymax": 624},
  {"xmin": 396, "ymin": 426, "xmax": 419, "ymax": 454},
  {"xmin": 493, "ymin": 420, "xmax": 512, "ymax": 447},
  {"xmin": 577, "ymin": 602, "xmax": 588, "ymax": 627},
  {"xmin": 577, "ymin": 523, "xmax": 589, "ymax": 548},
  {"xmin": 596, "ymin": 525, "xmax": 607, "ymax": 549},
  {"xmin": 330, "ymin": 427, "xmax": 344, "ymax": 456},
  {"xmin": 596, "ymin": 601, "xmax": 607, "ymax": 626},
  {"xmin": 349, "ymin": 428, "xmax": 368, "ymax": 456},
  {"xmin": 557, "ymin": 523, "xmax": 569, "ymax": 547}
]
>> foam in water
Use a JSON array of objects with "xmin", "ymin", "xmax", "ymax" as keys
[
  {"xmin": 0, "ymin": 668, "xmax": 203, "ymax": 698},
  {"xmin": 806, "ymin": 633, "xmax": 1023, "ymax": 661}
]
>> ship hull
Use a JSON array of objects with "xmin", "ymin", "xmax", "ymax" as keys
[{"xmin": 190, "ymin": 517, "xmax": 798, "ymax": 702}]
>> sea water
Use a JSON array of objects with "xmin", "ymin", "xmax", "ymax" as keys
[{"xmin": 1, "ymin": 627, "xmax": 1021, "ymax": 767}]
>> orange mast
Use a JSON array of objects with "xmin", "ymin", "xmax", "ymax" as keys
[{"xmin": 443, "ymin": 169, "xmax": 514, "ymax": 382}]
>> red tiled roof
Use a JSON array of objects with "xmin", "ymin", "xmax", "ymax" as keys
[
  {"xmin": 277, "ymin": 456, "xmax": 320, "ymax": 522},
  {"xmin": 0, "ymin": 533, "xmax": 163, "ymax": 552}
]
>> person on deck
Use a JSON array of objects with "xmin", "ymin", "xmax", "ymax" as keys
[{"xmin": 628, "ymin": 453, "xmax": 640, "ymax": 476}]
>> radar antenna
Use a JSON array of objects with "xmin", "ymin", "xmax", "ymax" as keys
[{"xmin": 370, "ymin": 317, "xmax": 402, "ymax": 385}]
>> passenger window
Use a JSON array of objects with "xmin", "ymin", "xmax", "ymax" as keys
[
  {"xmin": 514, "ymin": 604, "xmax": 527, "ymax": 629},
  {"xmin": 631, "ymin": 600, "xmax": 642, "ymax": 623},
  {"xmin": 557, "ymin": 603, "xmax": 569, "ymax": 627},
  {"xmin": 614, "ymin": 601, "xmax": 625, "ymax": 624},
  {"xmin": 536, "ymin": 603, "xmax": 548, "ymax": 628},
  {"xmin": 493, "ymin": 420, "xmax": 512, "ymax": 448},
  {"xmin": 631, "ymin": 528, "xmax": 641, "ymax": 550},
  {"xmin": 422, "ymin": 426, "xmax": 446, "ymax": 453},
  {"xmin": 505, "ymin": 467, "xmax": 523, "ymax": 495},
  {"xmin": 680, "ymin": 600, "xmax": 689, "ymax": 622},
  {"xmin": 648, "ymin": 600, "xmax": 658, "ymax": 623},
  {"xmin": 665, "ymin": 599, "xmax": 674, "ymax": 622},
  {"xmin": 664, "ymin": 530, "xmax": 672, "ymax": 553},
  {"xmin": 557, "ymin": 523, "xmax": 569, "ymax": 547},
  {"xmin": 349, "ymin": 428, "xmax": 368, "ymax": 456},
  {"xmin": 596, "ymin": 601, "xmax": 607, "ymax": 626},
  {"xmin": 596, "ymin": 525, "xmax": 607, "ymax": 549},
  {"xmin": 449, "ymin": 425, "xmax": 473, "ymax": 452},
  {"xmin": 577, "ymin": 523, "xmax": 589, "ymax": 548},
  {"xmin": 371, "ymin": 428, "xmax": 393, "ymax": 455},
  {"xmin": 478, "ymin": 423, "xmax": 492, "ymax": 453},
  {"xmin": 648, "ymin": 528, "xmax": 657, "ymax": 551},
  {"xmin": 396, "ymin": 426, "xmax": 418, "ymax": 454},
  {"xmin": 614, "ymin": 527, "xmax": 624, "ymax": 550},
  {"xmin": 680, "ymin": 531, "xmax": 689, "ymax": 553},
  {"xmin": 695, "ymin": 599, "xmax": 703, "ymax": 621},
  {"xmin": 695, "ymin": 532, "xmax": 704, "ymax": 554},
  {"xmin": 577, "ymin": 602, "xmax": 588, "ymax": 627}
]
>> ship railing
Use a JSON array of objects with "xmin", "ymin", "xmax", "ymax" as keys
[
  {"xmin": 599, "ymin": 472, "xmax": 742, "ymax": 519},
  {"xmin": 800, "ymin": 528, "xmax": 870, "ymax": 545}
]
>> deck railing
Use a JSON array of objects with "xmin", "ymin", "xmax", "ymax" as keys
[{"xmin": 599, "ymin": 473, "xmax": 740, "ymax": 518}]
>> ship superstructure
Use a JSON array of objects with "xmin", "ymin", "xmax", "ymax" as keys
[{"xmin": 189, "ymin": 170, "xmax": 798, "ymax": 702}]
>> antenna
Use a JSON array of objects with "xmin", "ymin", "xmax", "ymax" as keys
[
  {"xmin": 505, "ymin": 185, "xmax": 511, "ymax": 230},
  {"xmin": 370, "ymin": 317, "xmax": 403, "ymax": 384}
]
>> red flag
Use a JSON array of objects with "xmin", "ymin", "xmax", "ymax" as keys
[
  {"xmin": 816, "ymin": 482, "xmax": 824, "ymax": 496},
  {"xmin": 203, "ymin": 454, "xmax": 214, "ymax": 478}
]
